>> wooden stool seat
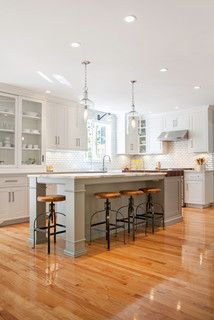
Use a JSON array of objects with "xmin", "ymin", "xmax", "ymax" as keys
[
  {"xmin": 120, "ymin": 190, "xmax": 144, "ymax": 197},
  {"xmin": 37, "ymin": 195, "xmax": 66, "ymax": 203},
  {"xmin": 95, "ymin": 192, "xmax": 121, "ymax": 200},
  {"xmin": 139, "ymin": 188, "xmax": 161, "ymax": 194}
]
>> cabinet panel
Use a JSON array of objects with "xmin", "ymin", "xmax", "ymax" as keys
[
  {"xmin": 185, "ymin": 181, "xmax": 204, "ymax": 204},
  {"xmin": 10, "ymin": 187, "xmax": 28, "ymax": 219},
  {"xmin": 21, "ymin": 98, "xmax": 45, "ymax": 166},
  {"xmin": 164, "ymin": 113, "xmax": 189, "ymax": 131},
  {"xmin": 0, "ymin": 188, "xmax": 11, "ymax": 224},
  {"xmin": 147, "ymin": 116, "xmax": 164, "ymax": 154},
  {"xmin": 0, "ymin": 92, "xmax": 18, "ymax": 167},
  {"xmin": 188, "ymin": 110, "xmax": 208, "ymax": 153}
]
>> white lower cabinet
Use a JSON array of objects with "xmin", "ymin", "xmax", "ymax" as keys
[
  {"xmin": 184, "ymin": 171, "xmax": 214, "ymax": 207},
  {"xmin": 0, "ymin": 176, "xmax": 28, "ymax": 226}
]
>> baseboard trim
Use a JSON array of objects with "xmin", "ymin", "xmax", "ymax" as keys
[{"xmin": 0, "ymin": 217, "xmax": 29, "ymax": 227}]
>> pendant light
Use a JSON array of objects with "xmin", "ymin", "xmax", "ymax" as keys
[
  {"xmin": 127, "ymin": 80, "xmax": 139, "ymax": 132},
  {"xmin": 80, "ymin": 60, "xmax": 94, "ymax": 122}
]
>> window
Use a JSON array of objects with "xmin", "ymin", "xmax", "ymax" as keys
[{"xmin": 87, "ymin": 120, "xmax": 112, "ymax": 161}]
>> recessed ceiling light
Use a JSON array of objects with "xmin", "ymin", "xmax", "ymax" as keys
[
  {"xmin": 53, "ymin": 74, "xmax": 71, "ymax": 86},
  {"xmin": 71, "ymin": 42, "xmax": 81, "ymax": 48},
  {"xmin": 194, "ymin": 85, "xmax": 201, "ymax": 90},
  {"xmin": 37, "ymin": 71, "xmax": 53, "ymax": 83},
  {"xmin": 160, "ymin": 67, "xmax": 168, "ymax": 72},
  {"xmin": 124, "ymin": 15, "xmax": 137, "ymax": 23},
  {"xmin": 174, "ymin": 106, "xmax": 179, "ymax": 110},
  {"xmin": 45, "ymin": 90, "xmax": 51, "ymax": 94}
]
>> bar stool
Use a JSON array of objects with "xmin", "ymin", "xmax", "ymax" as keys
[
  {"xmin": 33, "ymin": 195, "xmax": 66, "ymax": 254},
  {"xmin": 117, "ymin": 189, "xmax": 145, "ymax": 241},
  {"xmin": 90, "ymin": 192, "xmax": 125, "ymax": 250},
  {"xmin": 136, "ymin": 188, "xmax": 164, "ymax": 234}
]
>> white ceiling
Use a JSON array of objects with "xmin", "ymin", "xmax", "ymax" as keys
[{"xmin": 0, "ymin": 0, "xmax": 214, "ymax": 114}]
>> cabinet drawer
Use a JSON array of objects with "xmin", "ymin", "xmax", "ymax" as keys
[
  {"xmin": 0, "ymin": 176, "xmax": 27, "ymax": 187},
  {"xmin": 184, "ymin": 173, "xmax": 203, "ymax": 181}
]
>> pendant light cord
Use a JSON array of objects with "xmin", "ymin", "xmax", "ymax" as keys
[{"xmin": 131, "ymin": 80, "xmax": 136, "ymax": 113}]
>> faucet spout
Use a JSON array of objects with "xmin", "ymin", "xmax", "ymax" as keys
[{"xmin": 102, "ymin": 155, "xmax": 111, "ymax": 172}]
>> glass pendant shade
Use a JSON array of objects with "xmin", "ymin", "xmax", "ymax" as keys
[{"xmin": 126, "ymin": 80, "xmax": 139, "ymax": 133}]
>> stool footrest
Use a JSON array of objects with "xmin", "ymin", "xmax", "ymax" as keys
[{"xmin": 50, "ymin": 230, "xmax": 66, "ymax": 236}]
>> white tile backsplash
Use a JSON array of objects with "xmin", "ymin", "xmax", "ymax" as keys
[{"xmin": 46, "ymin": 140, "xmax": 214, "ymax": 172}]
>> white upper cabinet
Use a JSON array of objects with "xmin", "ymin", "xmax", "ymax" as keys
[
  {"xmin": 0, "ymin": 91, "xmax": 45, "ymax": 170},
  {"xmin": 46, "ymin": 102, "xmax": 67, "ymax": 150},
  {"xmin": 188, "ymin": 107, "xmax": 214, "ymax": 153},
  {"xmin": 46, "ymin": 102, "xmax": 87, "ymax": 151},
  {"xmin": 163, "ymin": 112, "xmax": 189, "ymax": 131},
  {"xmin": 0, "ymin": 92, "xmax": 18, "ymax": 168},
  {"xmin": 67, "ymin": 104, "xmax": 87, "ymax": 150},
  {"xmin": 147, "ymin": 115, "xmax": 164, "ymax": 154},
  {"xmin": 20, "ymin": 97, "xmax": 46, "ymax": 167},
  {"xmin": 116, "ymin": 115, "xmax": 139, "ymax": 154}
]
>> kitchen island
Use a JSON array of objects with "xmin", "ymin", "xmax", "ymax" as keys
[{"xmin": 28, "ymin": 171, "xmax": 182, "ymax": 257}]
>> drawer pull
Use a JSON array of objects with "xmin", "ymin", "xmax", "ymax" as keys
[
  {"xmin": 5, "ymin": 180, "xmax": 18, "ymax": 183},
  {"xmin": 8, "ymin": 192, "xmax": 11, "ymax": 202}
]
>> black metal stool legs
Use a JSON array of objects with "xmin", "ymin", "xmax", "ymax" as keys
[{"xmin": 105, "ymin": 198, "xmax": 111, "ymax": 250}]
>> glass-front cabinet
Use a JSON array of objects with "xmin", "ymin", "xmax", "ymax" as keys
[
  {"xmin": 139, "ymin": 118, "xmax": 147, "ymax": 154},
  {"xmin": 0, "ymin": 93, "xmax": 17, "ymax": 167},
  {"xmin": 0, "ymin": 92, "xmax": 45, "ymax": 169},
  {"xmin": 21, "ymin": 98, "xmax": 44, "ymax": 167}
]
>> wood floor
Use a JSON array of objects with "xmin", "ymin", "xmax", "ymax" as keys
[{"xmin": 0, "ymin": 208, "xmax": 214, "ymax": 320}]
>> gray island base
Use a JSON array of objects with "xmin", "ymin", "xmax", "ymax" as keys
[{"xmin": 28, "ymin": 172, "xmax": 182, "ymax": 257}]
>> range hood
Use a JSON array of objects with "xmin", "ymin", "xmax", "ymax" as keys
[{"xmin": 158, "ymin": 130, "xmax": 188, "ymax": 142}]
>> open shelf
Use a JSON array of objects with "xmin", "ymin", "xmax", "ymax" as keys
[
  {"xmin": 0, "ymin": 129, "xmax": 15, "ymax": 133},
  {"xmin": 22, "ymin": 148, "xmax": 40, "ymax": 151},
  {"xmin": 22, "ymin": 114, "xmax": 41, "ymax": 120},
  {"xmin": 22, "ymin": 131, "xmax": 41, "ymax": 135},
  {"xmin": 0, "ymin": 111, "xmax": 15, "ymax": 117},
  {"xmin": 0, "ymin": 146, "xmax": 14, "ymax": 150}
]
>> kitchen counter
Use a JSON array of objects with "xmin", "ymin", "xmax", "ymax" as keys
[
  {"xmin": 123, "ymin": 169, "xmax": 185, "ymax": 177},
  {"xmin": 28, "ymin": 171, "xmax": 182, "ymax": 257}
]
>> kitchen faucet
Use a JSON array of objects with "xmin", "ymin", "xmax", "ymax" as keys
[{"xmin": 102, "ymin": 155, "xmax": 111, "ymax": 172}]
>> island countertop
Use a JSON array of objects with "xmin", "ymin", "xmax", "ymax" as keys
[{"xmin": 28, "ymin": 171, "xmax": 166, "ymax": 180}]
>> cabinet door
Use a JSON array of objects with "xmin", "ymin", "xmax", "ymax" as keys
[
  {"xmin": 0, "ymin": 92, "xmax": 18, "ymax": 167},
  {"xmin": 46, "ymin": 103, "xmax": 67, "ymax": 150},
  {"xmin": 76, "ymin": 105, "xmax": 87, "ymax": 150},
  {"xmin": 147, "ymin": 116, "xmax": 163, "ymax": 154},
  {"xmin": 21, "ymin": 97, "xmax": 45, "ymax": 167},
  {"xmin": 126, "ymin": 126, "xmax": 139, "ymax": 154},
  {"xmin": 184, "ymin": 181, "xmax": 204, "ymax": 204},
  {"xmin": 46, "ymin": 103, "xmax": 57, "ymax": 149},
  {"xmin": 56, "ymin": 105, "xmax": 67, "ymax": 149},
  {"xmin": 67, "ymin": 104, "xmax": 88, "ymax": 151},
  {"xmin": 67, "ymin": 105, "xmax": 77, "ymax": 149},
  {"xmin": 0, "ymin": 188, "xmax": 11, "ymax": 225},
  {"xmin": 164, "ymin": 113, "xmax": 189, "ymax": 131},
  {"xmin": 188, "ymin": 111, "xmax": 207, "ymax": 153},
  {"xmin": 10, "ymin": 187, "xmax": 28, "ymax": 219}
]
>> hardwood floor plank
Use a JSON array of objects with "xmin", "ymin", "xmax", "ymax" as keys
[{"xmin": 0, "ymin": 208, "xmax": 214, "ymax": 319}]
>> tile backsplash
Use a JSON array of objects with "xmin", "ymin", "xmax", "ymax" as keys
[{"xmin": 46, "ymin": 140, "xmax": 214, "ymax": 172}]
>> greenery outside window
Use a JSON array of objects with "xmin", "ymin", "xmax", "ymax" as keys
[{"xmin": 87, "ymin": 120, "xmax": 111, "ymax": 161}]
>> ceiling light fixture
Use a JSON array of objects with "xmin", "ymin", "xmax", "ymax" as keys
[
  {"xmin": 37, "ymin": 71, "xmax": 53, "ymax": 83},
  {"xmin": 71, "ymin": 42, "xmax": 81, "ymax": 48},
  {"xmin": 124, "ymin": 15, "xmax": 137, "ymax": 23},
  {"xmin": 45, "ymin": 90, "xmax": 51, "ymax": 94},
  {"xmin": 127, "ymin": 80, "xmax": 139, "ymax": 133},
  {"xmin": 53, "ymin": 74, "xmax": 71, "ymax": 86},
  {"xmin": 160, "ymin": 67, "xmax": 168, "ymax": 72},
  {"xmin": 194, "ymin": 85, "xmax": 201, "ymax": 90},
  {"xmin": 80, "ymin": 60, "xmax": 94, "ymax": 122}
]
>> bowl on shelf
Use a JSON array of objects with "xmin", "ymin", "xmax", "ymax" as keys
[{"xmin": 31, "ymin": 129, "xmax": 40, "ymax": 134}]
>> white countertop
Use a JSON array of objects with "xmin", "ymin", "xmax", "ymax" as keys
[{"xmin": 28, "ymin": 171, "xmax": 166, "ymax": 180}]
